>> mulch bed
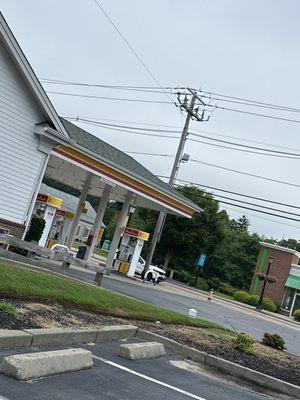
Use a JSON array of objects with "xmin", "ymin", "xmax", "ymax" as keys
[{"xmin": 0, "ymin": 300, "xmax": 299, "ymax": 386}]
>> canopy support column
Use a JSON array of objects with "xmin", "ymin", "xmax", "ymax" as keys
[
  {"xmin": 83, "ymin": 184, "xmax": 112, "ymax": 262},
  {"xmin": 105, "ymin": 192, "xmax": 133, "ymax": 272},
  {"xmin": 65, "ymin": 172, "xmax": 92, "ymax": 249}
]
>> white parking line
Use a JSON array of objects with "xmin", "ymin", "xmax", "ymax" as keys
[{"xmin": 92, "ymin": 354, "xmax": 207, "ymax": 400}]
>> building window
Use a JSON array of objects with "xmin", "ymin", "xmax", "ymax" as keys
[{"xmin": 281, "ymin": 287, "xmax": 296, "ymax": 311}]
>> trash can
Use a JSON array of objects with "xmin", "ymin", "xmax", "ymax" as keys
[{"xmin": 76, "ymin": 245, "xmax": 87, "ymax": 259}]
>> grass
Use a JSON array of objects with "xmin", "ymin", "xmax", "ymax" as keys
[
  {"xmin": 213, "ymin": 291, "xmax": 234, "ymax": 301},
  {"xmin": 0, "ymin": 300, "xmax": 16, "ymax": 315},
  {"xmin": 0, "ymin": 262, "xmax": 228, "ymax": 332}
]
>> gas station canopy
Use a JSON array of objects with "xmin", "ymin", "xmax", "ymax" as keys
[{"xmin": 44, "ymin": 118, "xmax": 201, "ymax": 218}]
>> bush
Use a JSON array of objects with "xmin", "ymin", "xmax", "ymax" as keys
[
  {"xmin": 248, "ymin": 295, "xmax": 260, "ymax": 306},
  {"xmin": 218, "ymin": 282, "xmax": 234, "ymax": 295},
  {"xmin": 262, "ymin": 297, "xmax": 277, "ymax": 312},
  {"xmin": 173, "ymin": 270, "xmax": 192, "ymax": 284},
  {"xmin": 207, "ymin": 277, "xmax": 221, "ymax": 291},
  {"xmin": 25, "ymin": 216, "xmax": 45, "ymax": 243},
  {"xmin": 233, "ymin": 290, "xmax": 250, "ymax": 304},
  {"xmin": 262, "ymin": 333, "xmax": 286, "ymax": 351},
  {"xmin": 232, "ymin": 332, "xmax": 255, "ymax": 355},
  {"xmin": 293, "ymin": 309, "xmax": 300, "ymax": 321},
  {"xmin": 0, "ymin": 300, "xmax": 16, "ymax": 315},
  {"xmin": 195, "ymin": 278, "xmax": 209, "ymax": 291}
]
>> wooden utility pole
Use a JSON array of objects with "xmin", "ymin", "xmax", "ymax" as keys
[{"xmin": 144, "ymin": 90, "xmax": 207, "ymax": 273}]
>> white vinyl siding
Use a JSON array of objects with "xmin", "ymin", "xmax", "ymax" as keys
[{"xmin": 0, "ymin": 40, "xmax": 47, "ymax": 224}]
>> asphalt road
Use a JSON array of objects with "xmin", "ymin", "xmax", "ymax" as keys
[
  {"xmin": 70, "ymin": 268, "xmax": 300, "ymax": 356},
  {"xmin": 0, "ymin": 340, "xmax": 278, "ymax": 400}
]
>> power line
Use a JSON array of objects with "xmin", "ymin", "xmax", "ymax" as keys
[
  {"xmin": 188, "ymin": 137, "xmax": 300, "ymax": 159},
  {"xmin": 47, "ymin": 91, "xmax": 173, "ymax": 104},
  {"xmin": 205, "ymin": 102, "xmax": 300, "ymax": 124},
  {"xmin": 219, "ymin": 206, "xmax": 300, "ymax": 231},
  {"xmin": 65, "ymin": 117, "xmax": 300, "ymax": 159},
  {"xmin": 199, "ymin": 89, "xmax": 300, "ymax": 113},
  {"xmin": 63, "ymin": 114, "xmax": 299, "ymax": 153},
  {"xmin": 91, "ymin": 0, "xmax": 175, "ymax": 105},
  {"xmin": 174, "ymin": 185, "xmax": 300, "ymax": 223},
  {"xmin": 189, "ymin": 159, "xmax": 300, "ymax": 189},
  {"xmin": 199, "ymin": 93, "xmax": 300, "ymax": 114},
  {"xmin": 172, "ymin": 178, "xmax": 300, "ymax": 210},
  {"xmin": 71, "ymin": 119, "xmax": 179, "ymax": 139},
  {"xmin": 41, "ymin": 78, "xmax": 171, "ymax": 94},
  {"xmin": 189, "ymin": 132, "xmax": 300, "ymax": 157}
]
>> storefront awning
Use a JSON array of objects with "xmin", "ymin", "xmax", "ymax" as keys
[{"xmin": 286, "ymin": 275, "xmax": 300, "ymax": 290}]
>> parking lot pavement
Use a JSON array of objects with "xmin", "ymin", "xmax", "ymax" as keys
[{"xmin": 0, "ymin": 340, "xmax": 278, "ymax": 400}]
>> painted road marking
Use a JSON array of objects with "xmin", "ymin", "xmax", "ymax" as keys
[{"xmin": 92, "ymin": 354, "xmax": 207, "ymax": 400}]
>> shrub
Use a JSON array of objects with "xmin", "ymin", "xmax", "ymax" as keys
[
  {"xmin": 0, "ymin": 300, "xmax": 16, "ymax": 315},
  {"xmin": 195, "ymin": 278, "xmax": 209, "ymax": 291},
  {"xmin": 25, "ymin": 216, "xmax": 45, "ymax": 243},
  {"xmin": 293, "ymin": 309, "xmax": 300, "ymax": 321},
  {"xmin": 248, "ymin": 295, "xmax": 260, "ymax": 306},
  {"xmin": 262, "ymin": 333, "xmax": 286, "ymax": 351},
  {"xmin": 218, "ymin": 282, "xmax": 234, "ymax": 295},
  {"xmin": 232, "ymin": 332, "xmax": 255, "ymax": 355},
  {"xmin": 173, "ymin": 270, "xmax": 192, "ymax": 284},
  {"xmin": 262, "ymin": 297, "xmax": 277, "ymax": 312},
  {"xmin": 207, "ymin": 277, "xmax": 221, "ymax": 291},
  {"xmin": 233, "ymin": 290, "xmax": 250, "ymax": 304}
]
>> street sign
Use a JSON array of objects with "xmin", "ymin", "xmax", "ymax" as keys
[{"xmin": 197, "ymin": 253, "xmax": 206, "ymax": 268}]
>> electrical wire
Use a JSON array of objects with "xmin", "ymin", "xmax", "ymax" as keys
[
  {"xmin": 91, "ymin": 0, "xmax": 176, "ymax": 105},
  {"xmin": 189, "ymin": 159, "xmax": 300, "ymax": 188},
  {"xmin": 65, "ymin": 117, "xmax": 300, "ymax": 159},
  {"xmin": 205, "ymin": 102, "xmax": 300, "ymax": 124},
  {"xmin": 188, "ymin": 138, "xmax": 300, "ymax": 159},
  {"xmin": 47, "ymin": 91, "xmax": 173, "ymax": 104},
  {"xmin": 174, "ymin": 185, "xmax": 300, "ymax": 222},
  {"xmin": 62, "ymin": 114, "xmax": 300, "ymax": 153},
  {"xmin": 199, "ymin": 89, "xmax": 300, "ymax": 113},
  {"xmin": 171, "ymin": 178, "xmax": 300, "ymax": 210}
]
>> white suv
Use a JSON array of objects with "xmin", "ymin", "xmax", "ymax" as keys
[{"xmin": 135, "ymin": 257, "xmax": 166, "ymax": 283}]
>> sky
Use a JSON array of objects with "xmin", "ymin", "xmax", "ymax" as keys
[{"xmin": 1, "ymin": 0, "xmax": 300, "ymax": 239}]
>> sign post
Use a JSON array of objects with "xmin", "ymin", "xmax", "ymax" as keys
[{"xmin": 194, "ymin": 252, "xmax": 206, "ymax": 288}]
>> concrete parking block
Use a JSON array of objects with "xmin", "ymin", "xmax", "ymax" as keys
[
  {"xmin": 119, "ymin": 342, "xmax": 166, "ymax": 360},
  {"xmin": 0, "ymin": 330, "xmax": 32, "ymax": 349},
  {"xmin": 1, "ymin": 348, "xmax": 93, "ymax": 380},
  {"xmin": 96, "ymin": 325, "xmax": 138, "ymax": 342},
  {"xmin": 23, "ymin": 327, "xmax": 98, "ymax": 346},
  {"xmin": 136, "ymin": 330, "xmax": 207, "ymax": 363}
]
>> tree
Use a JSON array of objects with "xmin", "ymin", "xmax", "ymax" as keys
[
  {"xmin": 231, "ymin": 215, "xmax": 250, "ymax": 232},
  {"xmin": 135, "ymin": 186, "xmax": 229, "ymax": 273}
]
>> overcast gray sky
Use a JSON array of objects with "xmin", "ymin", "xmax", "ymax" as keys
[{"xmin": 2, "ymin": 0, "xmax": 300, "ymax": 239}]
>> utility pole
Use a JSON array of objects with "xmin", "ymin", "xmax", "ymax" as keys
[{"xmin": 144, "ymin": 89, "xmax": 207, "ymax": 273}]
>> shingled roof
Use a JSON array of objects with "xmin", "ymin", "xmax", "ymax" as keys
[{"xmin": 60, "ymin": 118, "xmax": 201, "ymax": 213}]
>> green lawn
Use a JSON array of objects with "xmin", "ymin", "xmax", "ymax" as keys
[{"xmin": 0, "ymin": 262, "xmax": 228, "ymax": 332}]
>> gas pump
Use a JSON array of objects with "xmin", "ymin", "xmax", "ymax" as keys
[{"xmin": 114, "ymin": 227, "xmax": 149, "ymax": 277}]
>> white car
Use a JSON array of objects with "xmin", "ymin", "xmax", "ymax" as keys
[{"xmin": 135, "ymin": 257, "xmax": 166, "ymax": 283}]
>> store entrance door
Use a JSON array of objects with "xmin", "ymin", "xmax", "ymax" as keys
[{"xmin": 292, "ymin": 293, "xmax": 300, "ymax": 315}]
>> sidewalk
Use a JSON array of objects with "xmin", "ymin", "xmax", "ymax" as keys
[{"xmin": 161, "ymin": 279, "xmax": 300, "ymax": 328}]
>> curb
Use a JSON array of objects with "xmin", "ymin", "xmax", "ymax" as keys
[
  {"xmin": 0, "ymin": 325, "xmax": 138, "ymax": 349},
  {"xmin": 136, "ymin": 329, "xmax": 300, "ymax": 398}
]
